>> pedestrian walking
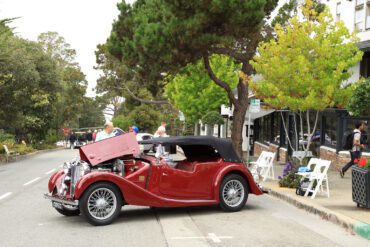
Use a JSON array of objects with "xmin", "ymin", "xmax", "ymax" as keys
[
  {"xmin": 69, "ymin": 132, "xmax": 77, "ymax": 149},
  {"xmin": 340, "ymin": 121, "xmax": 366, "ymax": 177}
]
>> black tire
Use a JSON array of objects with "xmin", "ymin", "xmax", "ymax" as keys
[
  {"xmin": 219, "ymin": 174, "xmax": 249, "ymax": 212},
  {"xmin": 79, "ymin": 182, "xmax": 123, "ymax": 226},
  {"xmin": 55, "ymin": 206, "xmax": 80, "ymax": 217}
]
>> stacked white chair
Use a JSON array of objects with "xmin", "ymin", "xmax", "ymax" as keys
[
  {"xmin": 250, "ymin": 151, "xmax": 276, "ymax": 182},
  {"xmin": 304, "ymin": 159, "xmax": 331, "ymax": 199}
]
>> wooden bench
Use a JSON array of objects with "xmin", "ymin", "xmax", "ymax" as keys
[{"xmin": 3, "ymin": 145, "xmax": 19, "ymax": 162}]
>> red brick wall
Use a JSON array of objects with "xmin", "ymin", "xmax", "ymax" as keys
[
  {"xmin": 254, "ymin": 142, "xmax": 287, "ymax": 163},
  {"xmin": 253, "ymin": 142, "xmax": 269, "ymax": 158},
  {"xmin": 319, "ymin": 146, "xmax": 340, "ymax": 170},
  {"xmin": 269, "ymin": 144, "xmax": 279, "ymax": 161}
]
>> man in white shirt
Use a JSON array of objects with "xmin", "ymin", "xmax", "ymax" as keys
[
  {"xmin": 95, "ymin": 121, "xmax": 115, "ymax": 142},
  {"xmin": 340, "ymin": 121, "xmax": 366, "ymax": 177}
]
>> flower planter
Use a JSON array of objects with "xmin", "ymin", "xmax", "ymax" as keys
[{"xmin": 352, "ymin": 166, "xmax": 370, "ymax": 209}]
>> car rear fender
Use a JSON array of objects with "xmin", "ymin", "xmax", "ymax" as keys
[{"xmin": 213, "ymin": 164, "xmax": 263, "ymax": 201}]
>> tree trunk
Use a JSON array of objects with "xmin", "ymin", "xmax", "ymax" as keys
[
  {"xmin": 231, "ymin": 62, "xmax": 251, "ymax": 158},
  {"xmin": 203, "ymin": 56, "xmax": 250, "ymax": 159},
  {"xmin": 231, "ymin": 104, "xmax": 248, "ymax": 158}
]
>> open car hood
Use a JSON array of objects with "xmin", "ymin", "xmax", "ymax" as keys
[{"xmin": 79, "ymin": 132, "xmax": 140, "ymax": 166}]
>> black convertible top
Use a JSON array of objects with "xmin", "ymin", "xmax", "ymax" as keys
[{"xmin": 140, "ymin": 136, "xmax": 241, "ymax": 163}]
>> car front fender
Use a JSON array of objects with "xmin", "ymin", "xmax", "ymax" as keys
[
  {"xmin": 48, "ymin": 170, "xmax": 64, "ymax": 193},
  {"xmin": 74, "ymin": 172, "xmax": 167, "ymax": 207}
]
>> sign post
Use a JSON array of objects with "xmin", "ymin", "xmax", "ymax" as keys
[{"xmin": 247, "ymin": 99, "xmax": 260, "ymax": 164}]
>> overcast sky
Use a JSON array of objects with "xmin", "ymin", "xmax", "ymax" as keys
[{"xmin": 0, "ymin": 0, "xmax": 135, "ymax": 97}]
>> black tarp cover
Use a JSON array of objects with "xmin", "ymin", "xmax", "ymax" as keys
[{"xmin": 139, "ymin": 136, "xmax": 241, "ymax": 163}]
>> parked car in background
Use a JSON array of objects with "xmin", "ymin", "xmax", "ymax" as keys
[
  {"xmin": 74, "ymin": 132, "xmax": 87, "ymax": 148},
  {"xmin": 136, "ymin": 133, "xmax": 154, "ymax": 153},
  {"xmin": 44, "ymin": 134, "xmax": 262, "ymax": 226}
]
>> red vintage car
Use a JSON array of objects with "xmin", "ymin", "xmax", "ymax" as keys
[{"xmin": 44, "ymin": 133, "xmax": 262, "ymax": 226}]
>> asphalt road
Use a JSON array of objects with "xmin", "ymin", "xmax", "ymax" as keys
[{"xmin": 0, "ymin": 149, "xmax": 368, "ymax": 247}]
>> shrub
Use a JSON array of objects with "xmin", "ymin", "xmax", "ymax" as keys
[
  {"xmin": 45, "ymin": 130, "xmax": 58, "ymax": 144},
  {"xmin": 0, "ymin": 131, "xmax": 14, "ymax": 143},
  {"xmin": 347, "ymin": 78, "xmax": 370, "ymax": 116},
  {"xmin": 12, "ymin": 144, "xmax": 35, "ymax": 155},
  {"xmin": 279, "ymin": 172, "xmax": 301, "ymax": 188}
]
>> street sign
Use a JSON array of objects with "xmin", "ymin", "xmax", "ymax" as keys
[{"xmin": 250, "ymin": 99, "xmax": 260, "ymax": 113}]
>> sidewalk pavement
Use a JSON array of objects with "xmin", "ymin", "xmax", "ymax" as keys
[{"xmin": 259, "ymin": 162, "xmax": 370, "ymax": 240}]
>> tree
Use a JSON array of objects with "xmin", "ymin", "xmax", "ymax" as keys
[
  {"xmin": 165, "ymin": 55, "xmax": 239, "ymax": 124},
  {"xmin": 107, "ymin": 0, "xmax": 279, "ymax": 156},
  {"xmin": 78, "ymin": 97, "xmax": 105, "ymax": 128},
  {"xmin": 271, "ymin": 0, "xmax": 325, "ymax": 27},
  {"xmin": 113, "ymin": 104, "xmax": 160, "ymax": 133},
  {"xmin": 250, "ymin": 0, "xmax": 363, "ymax": 161},
  {"xmin": 38, "ymin": 32, "xmax": 87, "ymax": 130},
  {"xmin": 95, "ymin": 44, "xmax": 168, "ymax": 106},
  {"xmin": 0, "ymin": 36, "xmax": 59, "ymax": 142},
  {"xmin": 347, "ymin": 78, "xmax": 370, "ymax": 116},
  {"xmin": 112, "ymin": 115, "xmax": 134, "ymax": 132}
]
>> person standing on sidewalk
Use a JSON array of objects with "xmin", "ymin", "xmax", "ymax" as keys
[{"xmin": 340, "ymin": 121, "xmax": 366, "ymax": 177}]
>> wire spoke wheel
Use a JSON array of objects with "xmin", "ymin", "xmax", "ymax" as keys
[
  {"xmin": 87, "ymin": 188, "xmax": 117, "ymax": 220},
  {"xmin": 222, "ymin": 179, "xmax": 245, "ymax": 208}
]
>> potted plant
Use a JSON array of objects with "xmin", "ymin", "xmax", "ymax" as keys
[{"xmin": 352, "ymin": 158, "xmax": 370, "ymax": 208}]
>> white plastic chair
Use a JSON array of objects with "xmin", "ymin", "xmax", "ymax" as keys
[
  {"xmin": 296, "ymin": 158, "xmax": 321, "ymax": 178},
  {"xmin": 250, "ymin": 151, "xmax": 276, "ymax": 181},
  {"xmin": 304, "ymin": 159, "xmax": 331, "ymax": 199}
]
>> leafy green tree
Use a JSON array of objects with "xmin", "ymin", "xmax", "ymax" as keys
[
  {"xmin": 202, "ymin": 111, "xmax": 225, "ymax": 126},
  {"xmin": 272, "ymin": 0, "xmax": 325, "ymax": 27},
  {"xmin": 38, "ymin": 32, "xmax": 87, "ymax": 131},
  {"xmin": 165, "ymin": 55, "xmax": 239, "ymax": 124},
  {"xmin": 107, "ymin": 0, "xmax": 279, "ymax": 156},
  {"xmin": 113, "ymin": 105, "xmax": 161, "ymax": 133},
  {"xmin": 127, "ymin": 104, "xmax": 160, "ymax": 133},
  {"xmin": 78, "ymin": 97, "xmax": 105, "ymax": 128},
  {"xmin": 0, "ymin": 36, "xmax": 59, "ymax": 142},
  {"xmin": 112, "ymin": 115, "xmax": 134, "ymax": 132},
  {"xmin": 347, "ymin": 78, "xmax": 370, "ymax": 116},
  {"xmin": 250, "ymin": 0, "xmax": 363, "ymax": 160}
]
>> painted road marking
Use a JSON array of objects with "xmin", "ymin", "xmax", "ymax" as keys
[
  {"xmin": 170, "ymin": 233, "xmax": 233, "ymax": 243},
  {"xmin": 45, "ymin": 169, "xmax": 56, "ymax": 175},
  {"xmin": 0, "ymin": 192, "xmax": 12, "ymax": 201},
  {"xmin": 23, "ymin": 177, "xmax": 41, "ymax": 186}
]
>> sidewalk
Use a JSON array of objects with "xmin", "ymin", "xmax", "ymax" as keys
[{"xmin": 259, "ymin": 162, "xmax": 370, "ymax": 240}]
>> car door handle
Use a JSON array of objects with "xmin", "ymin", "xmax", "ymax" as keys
[{"xmin": 162, "ymin": 172, "xmax": 168, "ymax": 176}]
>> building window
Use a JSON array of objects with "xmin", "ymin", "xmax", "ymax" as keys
[
  {"xmin": 357, "ymin": 0, "xmax": 365, "ymax": 7},
  {"xmin": 355, "ymin": 8, "xmax": 364, "ymax": 31},
  {"xmin": 336, "ymin": 2, "xmax": 341, "ymax": 22},
  {"xmin": 254, "ymin": 112, "xmax": 283, "ymax": 146},
  {"xmin": 323, "ymin": 116, "xmax": 338, "ymax": 148},
  {"xmin": 360, "ymin": 51, "xmax": 370, "ymax": 78},
  {"xmin": 366, "ymin": 3, "xmax": 370, "ymax": 29}
]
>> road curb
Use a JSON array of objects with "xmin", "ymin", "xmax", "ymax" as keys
[
  {"xmin": 0, "ymin": 147, "xmax": 64, "ymax": 165},
  {"xmin": 262, "ymin": 185, "xmax": 370, "ymax": 240}
]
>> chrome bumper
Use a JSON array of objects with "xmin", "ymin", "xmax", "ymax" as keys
[{"xmin": 43, "ymin": 193, "xmax": 79, "ymax": 206}]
